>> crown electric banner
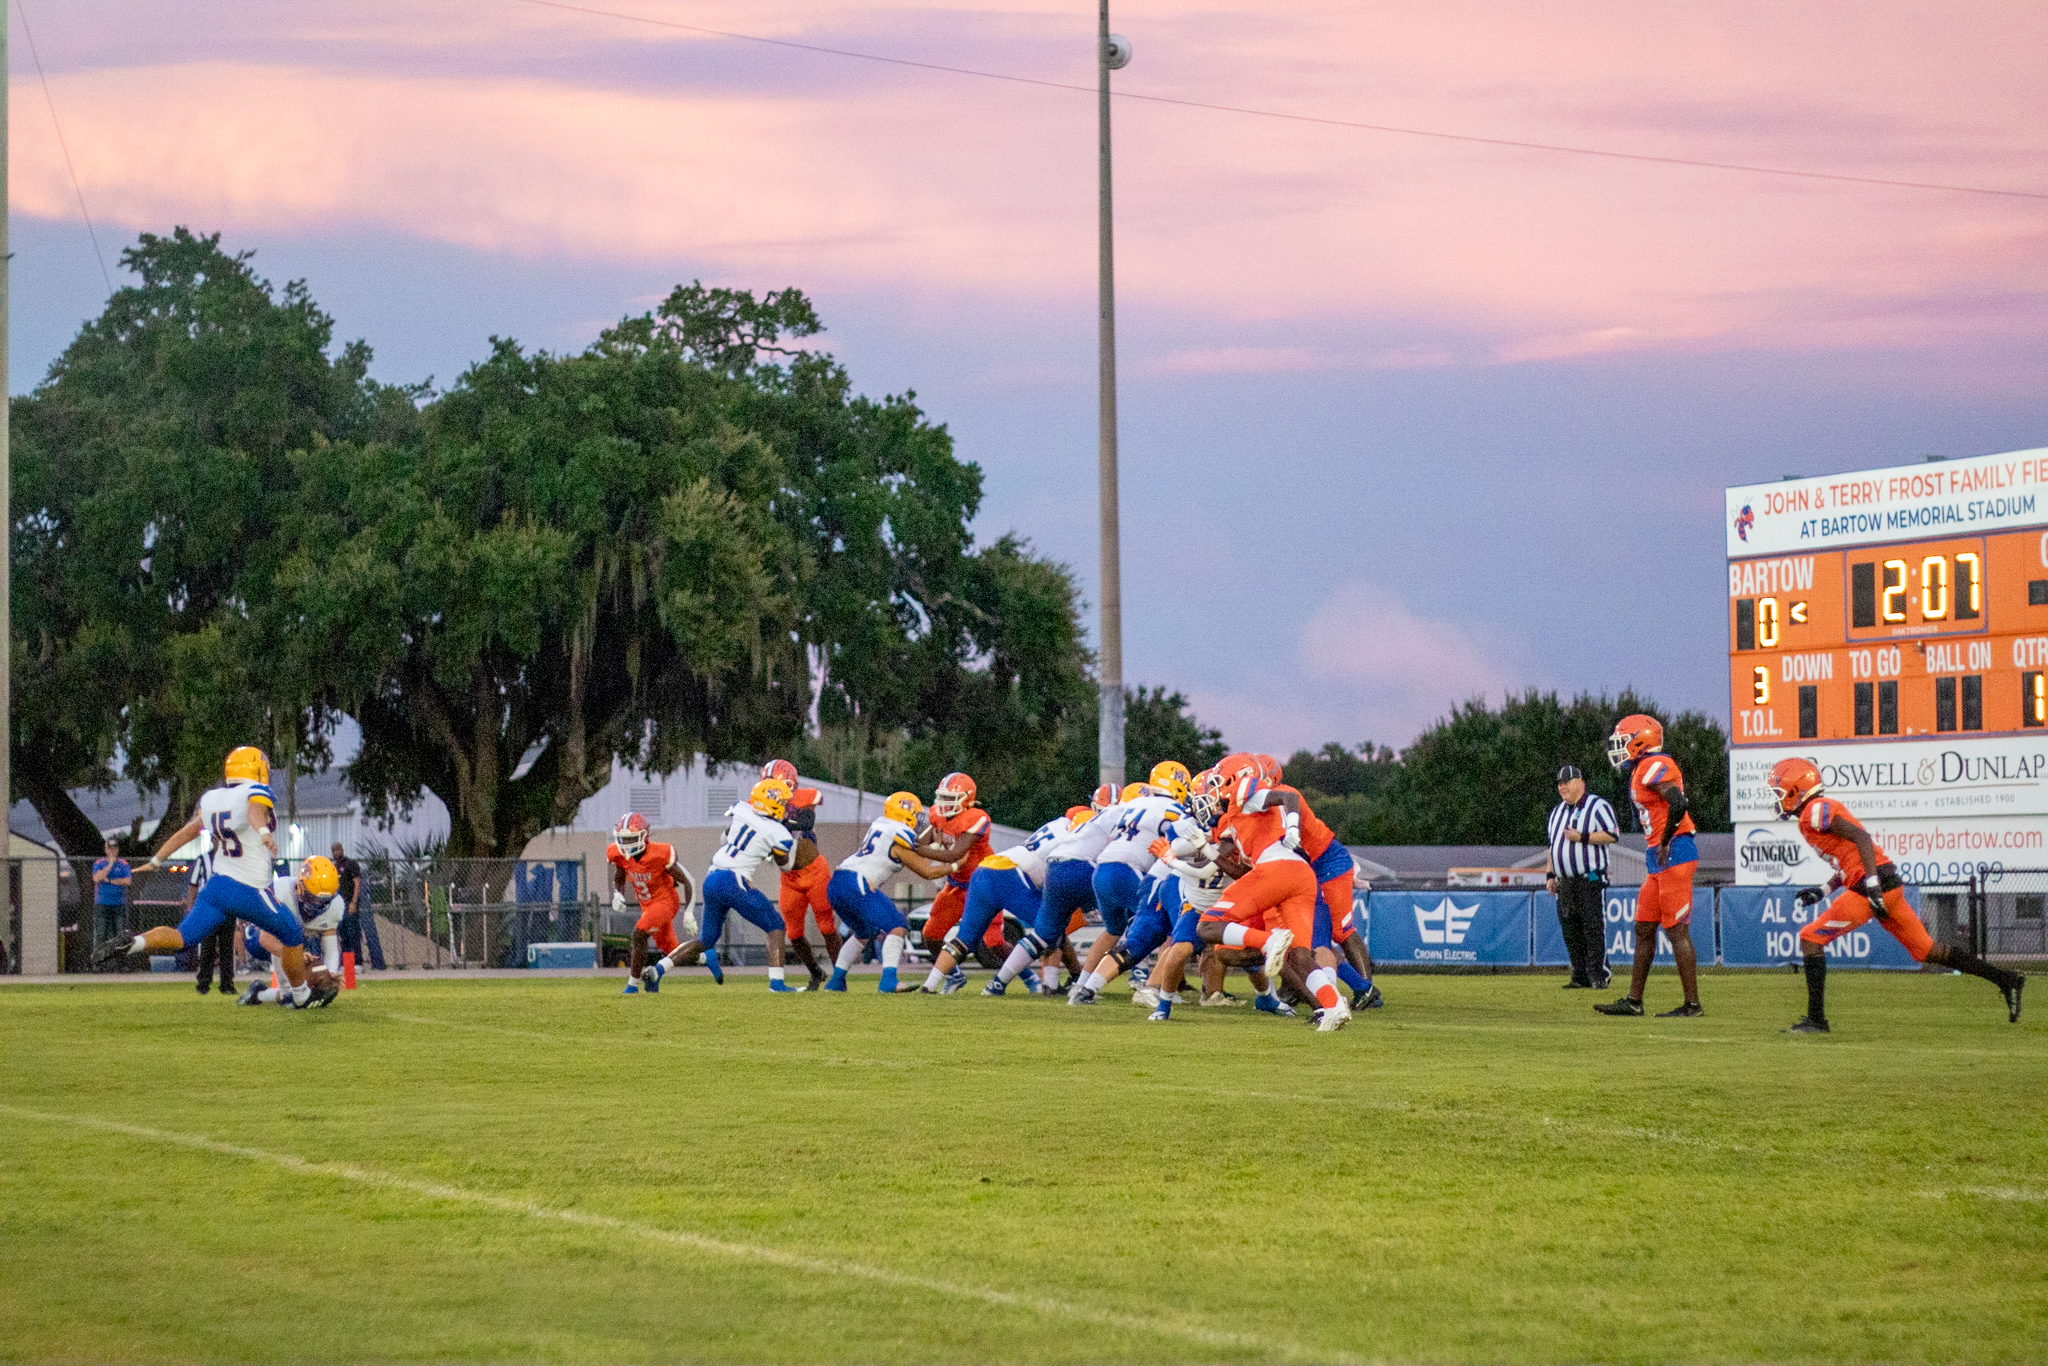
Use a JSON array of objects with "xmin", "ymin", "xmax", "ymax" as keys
[{"xmin": 1367, "ymin": 891, "xmax": 1532, "ymax": 967}]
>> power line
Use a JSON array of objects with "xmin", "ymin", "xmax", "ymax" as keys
[
  {"xmin": 501, "ymin": 0, "xmax": 2048, "ymax": 203},
  {"xmin": 14, "ymin": 0, "xmax": 114, "ymax": 293}
]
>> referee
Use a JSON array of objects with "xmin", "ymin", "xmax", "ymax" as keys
[{"xmin": 1545, "ymin": 765, "xmax": 1616, "ymax": 989}]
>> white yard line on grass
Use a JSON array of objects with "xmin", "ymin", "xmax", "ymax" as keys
[
  {"xmin": 0, "ymin": 1103, "xmax": 1352, "ymax": 1366},
  {"xmin": 1915, "ymin": 1186, "xmax": 2048, "ymax": 1202}
]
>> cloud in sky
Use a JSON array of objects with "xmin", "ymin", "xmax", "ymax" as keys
[
  {"xmin": 1184, "ymin": 580, "xmax": 1535, "ymax": 754},
  {"xmin": 12, "ymin": 0, "xmax": 2046, "ymax": 367}
]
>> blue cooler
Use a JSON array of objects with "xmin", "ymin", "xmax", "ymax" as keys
[{"xmin": 526, "ymin": 942, "xmax": 597, "ymax": 970}]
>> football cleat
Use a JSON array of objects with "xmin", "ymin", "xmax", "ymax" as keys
[
  {"xmin": 1254, "ymin": 995, "xmax": 1297, "ymax": 1018},
  {"xmin": 1130, "ymin": 985, "xmax": 1160, "ymax": 1009},
  {"xmin": 1068, "ymin": 987, "xmax": 1098, "ymax": 1006},
  {"xmin": 941, "ymin": 968, "xmax": 968, "ymax": 995},
  {"xmin": 981, "ymin": 978, "xmax": 1009, "ymax": 997},
  {"xmin": 2002, "ymin": 975, "xmax": 2024, "ymax": 1024},
  {"xmin": 702, "ymin": 950, "xmax": 724, "ymax": 985},
  {"xmin": 1147, "ymin": 1001, "xmax": 1172, "ymax": 1022},
  {"xmin": 805, "ymin": 960, "xmax": 826, "ymax": 988},
  {"xmin": 1199, "ymin": 991, "xmax": 1241, "ymax": 1008},
  {"xmin": 236, "ymin": 981, "xmax": 266, "ymax": 1006},
  {"xmin": 823, "ymin": 970, "xmax": 848, "ymax": 992},
  {"xmin": 196, "ymin": 980, "xmax": 211, "ymax": 995},
  {"xmin": 1784, "ymin": 1017, "xmax": 1830, "ymax": 1033},
  {"xmin": 768, "ymin": 979, "xmax": 800, "ymax": 993},
  {"xmin": 877, "ymin": 968, "xmax": 898, "ymax": 994},
  {"xmin": 1353, "ymin": 984, "xmax": 1384, "ymax": 1011},
  {"xmin": 621, "ymin": 982, "xmax": 640, "ymax": 995},
  {"xmin": 1562, "ymin": 978, "xmax": 1592, "ymax": 989},
  {"xmin": 1261, "ymin": 929, "xmax": 1294, "ymax": 982},
  {"xmin": 640, "ymin": 964, "xmax": 661, "ymax": 994},
  {"xmin": 1656, "ymin": 1002, "xmax": 1705, "ymax": 1018},
  {"xmin": 1594, "ymin": 996, "xmax": 1644, "ymax": 1016},
  {"xmin": 1315, "ymin": 999, "xmax": 1353, "ymax": 1032},
  {"xmin": 93, "ymin": 935, "xmax": 139, "ymax": 969}
]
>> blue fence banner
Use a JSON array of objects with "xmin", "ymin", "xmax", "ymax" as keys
[
  {"xmin": 1716, "ymin": 886, "xmax": 1922, "ymax": 970},
  {"xmin": 1369, "ymin": 891, "xmax": 1532, "ymax": 967},
  {"xmin": 1532, "ymin": 891, "xmax": 1569, "ymax": 966},
  {"xmin": 1599, "ymin": 886, "xmax": 1718, "ymax": 965}
]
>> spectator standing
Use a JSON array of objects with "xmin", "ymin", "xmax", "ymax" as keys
[
  {"xmin": 1545, "ymin": 765, "xmax": 1617, "ymax": 989},
  {"xmin": 332, "ymin": 844, "xmax": 384, "ymax": 970},
  {"xmin": 186, "ymin": 838, "xmax": 234, "ymax": 995},
  {"xmin": 91, "ymin": 839, "xmax": 132, "ymax": 950}
]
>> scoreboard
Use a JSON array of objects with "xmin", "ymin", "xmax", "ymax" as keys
[{"xmin": 1725, "ymin": 447, "xmax": 2048, "ymax": 885}]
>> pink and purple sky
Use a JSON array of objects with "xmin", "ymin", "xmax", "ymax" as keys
[{"xmin": 12, "ymin": 0, "xmax": 2047, "ymax": 753}]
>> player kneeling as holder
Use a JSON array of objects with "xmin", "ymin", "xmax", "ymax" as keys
[
  {"xmin": 96, "ymin": 747, "xmax": 322, "ymax": 1010},
  {"xmin": 238, "ymin": 856, "xmax": 346, "ymax": 1008},
  {"xmin": 1769, "ymin": 757, "xmax": 2023, "ymax": 1032}
]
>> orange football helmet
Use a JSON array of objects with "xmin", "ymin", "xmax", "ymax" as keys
[
  {"xmin": 1090, "ymin": 782, "xmax": 1119, "ymax": 810},
  {"xmin": 1606, "ymin": 714, "xmax": 1664, "ymax": 771},
  {"xmin": 933, "ymin": 772, "xmax": 977, "ymax": 819},
  {"xmin": 1769, "ymin": 757, "xmax": 1824, "ymax": 819},
  {"xmin": 760, "ymin": 759, "xmax": 798, "ymax": 785},
  {"xmin": 613, "ymin": 812, "xmax": 651, "ymax": 858}
]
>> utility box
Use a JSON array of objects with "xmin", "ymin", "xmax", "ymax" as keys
[{"xmin": 526, "ymin": 942, "xmax": 597, "ymax": 970}]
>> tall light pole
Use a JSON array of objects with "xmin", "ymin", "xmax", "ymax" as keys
[
  {"xmin": 3, "ymin": 14, "xmax": 13, "ymax": 853},
  {"xmin": 1097, "ymin": 9, "xmax": 1130, "ymax": 791}
]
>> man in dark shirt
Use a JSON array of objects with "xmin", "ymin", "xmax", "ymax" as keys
[{"xmin": 331, "ymin": 843, "xmax": 384, "ymax": 970}]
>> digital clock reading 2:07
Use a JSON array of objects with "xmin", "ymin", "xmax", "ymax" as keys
[{"xmin": 1727, "ymin": 529, "xmax": 2048, "ymax": 744}]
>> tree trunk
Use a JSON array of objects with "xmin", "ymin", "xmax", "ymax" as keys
[{"xmin": 14, "ymin": 761, "xmax": 109, "ymax": 857}]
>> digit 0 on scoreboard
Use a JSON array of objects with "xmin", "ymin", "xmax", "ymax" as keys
[{"xmin": 1728, "ymin": 528, "xmax": 2048, "ymax": 743}]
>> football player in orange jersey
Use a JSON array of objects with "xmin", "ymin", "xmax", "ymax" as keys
[
  {"xmin": 762, "ymin": 761, "xmax": 842, "ymax": 988},
  {"xmin": 1196, "ymin": 755, "xmax": 1352, "ymax": 1030},
  {"xmin": 607, "ymin": 813, "xmax": 698, "ymax": 994},
  {"xmin": 1237, "ymin": 756, "xmax": 1380, "ymax": 1010},
  {"xmin": 1595, "ymin": 715, "xmax": 1704, "ymax": 1018},
  {"xmin": 918, "ymin": 772, "xmax": 999, "ymax": 956},
  {"xmin": 1771, "ymin": 757, "xmax": 2023, "ymax": 1031}
]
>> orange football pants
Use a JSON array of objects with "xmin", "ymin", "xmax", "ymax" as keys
[
  {"xmin": 1800, "ymin": 885, "xmax": 1934, "ymax": 960},
  {"xmin": 1634, "ymin": 861, "xmax": 1696, "ymax": 931},
  {"xmin": 636, "ymin": 897, "xmax": 681, "ymax": 955},
  {"xmin": 779, "ymin": 857, "xmax": 835, "ymax": 939},
  {"xmin": 924, "ymin": 882, "xmax": 1007, "ymax": 948},
  {"xmin": 1210, "ymin": 859, "xmax": 1317, "ymax": 941}
]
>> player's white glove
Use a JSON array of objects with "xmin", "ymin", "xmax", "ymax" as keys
[{"xmin": 611, "ymin": 890, "xmax": 627, "ymax": 914}]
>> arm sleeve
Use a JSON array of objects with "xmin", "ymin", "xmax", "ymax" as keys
[
  {"xmin": 1656, "ymin": 784, "xmax": 1689, "ymax": 838},
  {"xmin": 323, "ymin": 933, "xmax": 342, "ymax": 975}
]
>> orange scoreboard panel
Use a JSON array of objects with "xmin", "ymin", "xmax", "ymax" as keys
[{"xmin": 1728, "ymin": 528, "xmax": 2048, "ymax": 744}]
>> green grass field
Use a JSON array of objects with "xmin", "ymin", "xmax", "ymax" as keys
[{"xmin": 3, "ymin": 969, "xmax": 2043, "ymax": 1365}]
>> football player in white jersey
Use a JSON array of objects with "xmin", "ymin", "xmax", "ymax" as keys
[
  {"xmin": 239, "ymin": 856, "xmax": 347, "ymax": 1007},
  {"xmin": 983, "ymin": 782, "xmax": 1119, "ymax": 996},
  {"xmin": 823, "ymin": 792, "xmax": 954, "ymax": 993},
  {"xmin": 916, "ymin": 811, "xmax": 1070, "ymax": 993},
  {"xmin": 1079, "ymin": 763, "xmax": 1191, "ymax": 988},
  {"xmin": 643, "ymin": 779, "xmax": 799, "ymax": 993},
  {"xmin": 98, "ymin": 747, "xmax": 319, "ymax": 1008}
]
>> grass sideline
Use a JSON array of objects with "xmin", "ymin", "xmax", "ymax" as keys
[{"xmin": 2, "ymin": 971, "xmax": 2043, "ymax": 1364}]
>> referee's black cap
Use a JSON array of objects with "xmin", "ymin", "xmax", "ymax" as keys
[{"xmin": 1555, "ymin": 764, "xmax": 1583, "ymax": 783}]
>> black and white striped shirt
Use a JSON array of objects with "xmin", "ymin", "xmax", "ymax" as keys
[{"xmin": 1547, "ymin": 794, "xmax": 1617, "ymax": 879}]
